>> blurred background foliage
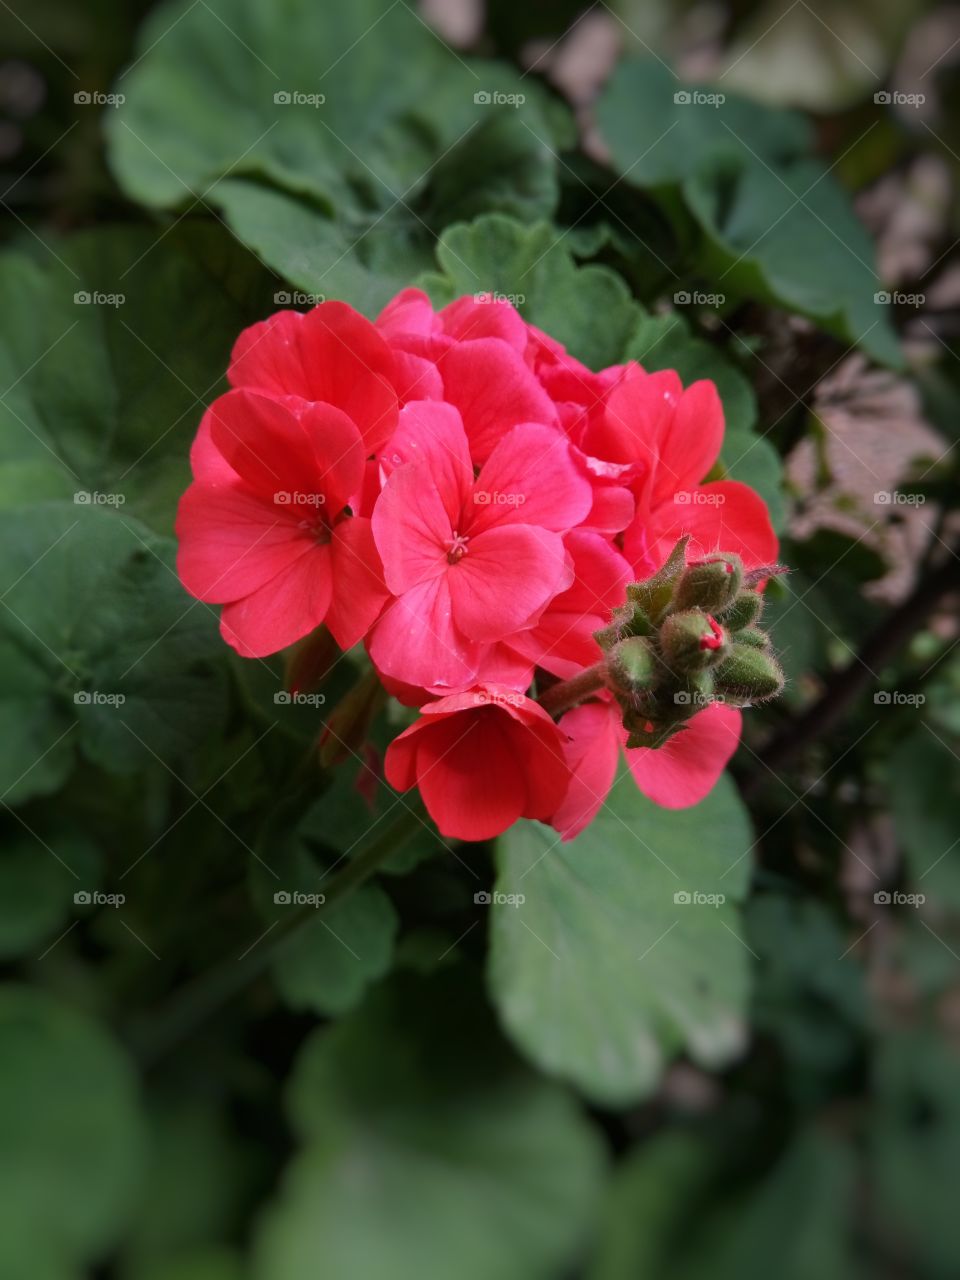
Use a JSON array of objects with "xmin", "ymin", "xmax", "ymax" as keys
[{"xmin": 0, "ymin": 0, "xmax": 958, "ymax": 1277}]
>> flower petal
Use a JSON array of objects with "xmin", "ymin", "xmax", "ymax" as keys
[
  {"xmin": 325, "ymin": 517, "xmax": 389, "ymax": 650},
  {"xmin": 447, "ymin": 524, "xmax": 568, "ymax": 642},
  {"xmin": 229, "ymin": 302, "xmax": 398, "ymax": 451},
  {"xmin": 627, "ymin": 480, "xmax": 779, "ymax": 576},
  {"xmin": 176, "ymin": 482, "xmax": 311, "ymax": 603},
  {"xmin": 470, "ymin": 423, "xmax": 593, "ymax": 533},
  {"xmin": 434, "ymin": 337, "xmax": 558, "ymax": 462},
  {"xmin": 550, "ymin": 701, "xmax": 621, "ymax": 840},
  {"xmin": 623, "ymin": 703, "xmax": 742, "ymax": 808},
  {"xmin": 218, "ymin": 545, "xmax": 334, "ymax": 658},
  {"xmin": 368, "ymin": 575, "xmax": 480, "ymax": 691}
]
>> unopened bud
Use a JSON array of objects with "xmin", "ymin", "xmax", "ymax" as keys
[
  {"xmin": 607, "ymin": 636, "xmax": 658, "ymax": 697},
  {"xmin": 673, "ymin": 555, "xmax": 743, "ymax": 613},
  {"xmin": 733, "ymin": 626, "xmax": 770, "ymax": 650},
  {"xmin": 718, "ymin": 590, "xmax": 762, "ymax": 631},
  {"xmin": 660, "ymin": 611, "xmax": 728, "ymax": 675},
  {"xmin": 626, "ymin": 536, "xmax": 689, "ymax": 624},
  {"xmin": 713, "ymin": 642, "xmax": 784, "ymax": 705}
]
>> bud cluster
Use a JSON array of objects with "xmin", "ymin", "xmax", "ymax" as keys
[{"xmin": 595, "ymin": 537, "xmax": 785, "ymax": 749}]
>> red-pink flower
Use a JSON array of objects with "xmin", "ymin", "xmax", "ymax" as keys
[
  {"xmin": 368, "ymin": 401, "xmax": 592, "ymax": 691},
  {"xmin": 385, "ymin": 686, "xmax": 571, "ymax": 841},
  {"xmin": 550, "ymin": 697, "xmax": 743, "ymax": 840},
  {"xmin": 375, "ymin": 290, "xmax": 559, "ymax": 461},
  {"xmin": 229, "ymin": 301, "xmax": 399, "ymax": 453},
  {"xmin": 176, "ymin": 389, "xmax": 388, "ymax": 657}
]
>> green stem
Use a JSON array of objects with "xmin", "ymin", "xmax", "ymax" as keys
[
  {"xmin": 537, "ymin": 662, "xmax": 607, "ymax": 717},
  {"xmin": 132, "ymin": 803, "xmax": 422, "ymax": 1068}
]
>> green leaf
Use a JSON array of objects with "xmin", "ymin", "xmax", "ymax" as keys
[
  {"xmin": 624, "ymin": 310, "xmax": 785, "ymax": 530},
  {"xmin": 889, "ymin": 728, "xmax": 960, "ymax": 908},
  {"xmin": 596, "ymin": 59, "xmax": 898, "ymax": 365},
  {"xmin": 106, "ymin": 0, "xmax": 569, "ymax": 314},
  {"xmin": 254, "ymin": 969, "xmax": 606, "ymax": 1280},
  {"xmin": 422, "ymin": 213, "xmax": 639, "ymax": 368},
  {"xmin": 590, "ymin": 1129, "xmax": 858, "ymax": 1280},
  {"xmin": 0, "ymin": 230, "xmax": 254, "ymax": 534},
  {"xmin": 0, "ymin": 833, "xmax": 100, "ymax": 959},
  {"xmin": 0, "ymin": 986, "xmax": 144, "ymax": 1279},
  {"xmin": 489, "ymin": 771, "xmax": 754, "ymax": 1105},
  {"xmin": 872, "ymin": 1031, "xmax": 960, "ymax": 1278},
  {"xmin": 272, "ymin": 886, "xmax": 398, "ymax": 1017},
  {"xmin": 0, "ymin": 502, "xmax": 228, "ymax": 802}
]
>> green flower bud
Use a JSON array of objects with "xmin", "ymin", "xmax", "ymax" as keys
[
  {"xmin": 718, "ymin": 590, "xmax": 763, "ymax": 631},
  {"xmin": 607, "ymin": 636, "xmax": 659, "ymax": 697},
  {"xmin": 713, "ymin": 642, "xmax": 784, "ymax": 705},
  {"xmin": 734, "ymin": 626, "xmax": 770, "ymax": 649},
  {"xmin": 594, "ymin": 602, "xmax": 655, "ymax": 651},
  {"xmin": 659, "ymin": 610, "xmax": 728, "ymax": 675},
  {"xmin": 673, "ymin": 554, "xmax": 743, "ymax": 613}
]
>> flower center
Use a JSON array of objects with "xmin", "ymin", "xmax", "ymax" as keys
[{"xmin": 446, "ymin": 531, "xmax": 470, "ymax": 564}]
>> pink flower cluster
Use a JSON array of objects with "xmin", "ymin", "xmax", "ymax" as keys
[{"xmin": 177, "ymin": 291, "xmax": 778, "ymax": 841}]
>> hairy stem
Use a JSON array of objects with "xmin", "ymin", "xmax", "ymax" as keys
[{"xmin": 537, "ymin": 662, "xmax": 607, "ymax": 717}]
